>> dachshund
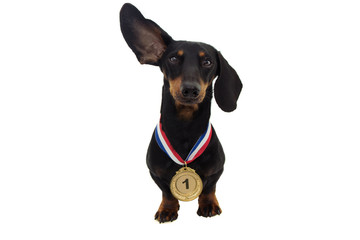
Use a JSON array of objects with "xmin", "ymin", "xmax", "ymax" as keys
[{"xmin": 119, "ymin": 3, "xmax": 242, "ymax": 223}]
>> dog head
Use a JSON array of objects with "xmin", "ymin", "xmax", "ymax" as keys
[{"xmin": 120, "ymin": 3, "xmax": 242, "ymax": 112}]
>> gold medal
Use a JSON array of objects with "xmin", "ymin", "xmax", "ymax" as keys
[{"xmin": 170, "ymin": 166, "xmax": 203, "ymax": 201}]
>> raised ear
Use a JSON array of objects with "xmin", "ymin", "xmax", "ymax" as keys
[
  {"xmin": 214, "ymin": 52, "xmax": 243, "ymax": 112},
  {"xmin": 119, "ymin": 3, "xmax": 173, "ymax": 65}
]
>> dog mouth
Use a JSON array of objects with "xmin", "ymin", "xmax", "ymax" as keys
[{"xmin": 174, "ymin": 94, "xmax": 204, "ymax": 106}]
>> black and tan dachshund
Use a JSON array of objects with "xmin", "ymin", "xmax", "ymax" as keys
[{"xmin": 119, "ymin": 3, "xmax": 242, "ymax": 223}]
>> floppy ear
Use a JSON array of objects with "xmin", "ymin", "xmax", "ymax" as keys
[
  {"xmin": 120, "ymin": 3, "xmax": 173, "ymax": 65},
  {"xmin": 214, "ymin": 52, "xmax": 243, "ymax": 112}
]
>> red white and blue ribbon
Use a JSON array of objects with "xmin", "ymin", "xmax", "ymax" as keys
[{"xmin": 155, "ymin": 121, "xmax": 212, "ymax": 165}]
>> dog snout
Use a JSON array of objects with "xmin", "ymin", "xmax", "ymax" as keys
[{"xmin": 180, "ymin": 82, "xmax": 200, "ymax": 99}]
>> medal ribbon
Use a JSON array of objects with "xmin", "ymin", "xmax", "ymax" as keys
[{"xmin": 155, "ymin": 121, "xmax": 212, "ymax": 165}]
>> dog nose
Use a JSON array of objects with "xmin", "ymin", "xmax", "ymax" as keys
[{"xmin": 181, "ymin": 82, "xmax": 200, "ymax": 98}]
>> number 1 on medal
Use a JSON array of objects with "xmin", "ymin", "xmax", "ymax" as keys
[{"xmin": 182, "ymin": 178, "xmax": 189, "ymax": 189}]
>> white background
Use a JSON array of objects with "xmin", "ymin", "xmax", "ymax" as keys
[{"xmin": 1, "ymin": 0, "xmax": 359, "ymax": 239}]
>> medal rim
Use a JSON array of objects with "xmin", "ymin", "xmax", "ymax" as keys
[{"xmin": 170, "ymin": 167, "xmax": 203, "ymax": 202}]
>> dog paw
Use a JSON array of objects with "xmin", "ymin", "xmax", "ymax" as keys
[
  {"xmin": 197, "ymin": 192, "xmax": 222, "ymax": 217},
  {"xmin": 197, "ymin": 202, "xmax": 222, "ymax": 217},
  {"xmin": 155, "ymin": 209, "xmax": 178, "ymax": 223}
]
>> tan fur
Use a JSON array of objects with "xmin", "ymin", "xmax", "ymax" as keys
[
  {"xmin": 175, "ymin": 102, "xmax": 199, "ymax": 121},
  {"xmin": 169, "ymin": 77, "xmax": 182, "ymax": 99}
]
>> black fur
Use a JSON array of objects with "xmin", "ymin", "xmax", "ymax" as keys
[{"xmin": 119, "ymin": 3, "xmax": 242, "ymax": 222}]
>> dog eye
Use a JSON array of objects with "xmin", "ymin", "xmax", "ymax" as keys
[
  {"xmin": 169, "ymin": 56, "xmax": 179, "ymax": 64},
  {"xmin": 202, "ymin": 59, "xmax": 213, "ymax": 67}
]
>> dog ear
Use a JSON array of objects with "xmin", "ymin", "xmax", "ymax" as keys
[
  {"xmin": 120, "ymin": 3, "xmax": 173, "ymax": 66},
  {"xmin": 214, "ymin": 52, "xmax": 243, "ymax": 112}
]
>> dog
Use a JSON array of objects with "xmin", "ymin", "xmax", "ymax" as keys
[{"xmin": 119, "ymin": 3, "xmax": 242, "ymax": 223}]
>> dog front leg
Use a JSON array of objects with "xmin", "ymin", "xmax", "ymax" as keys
[
  {"xmin": 150, "ymin": 171, "xmax": 180, "ymax": 223},
  {"xmin": 197, "ymin": 170, "xmax": 223, "ymax": 217}
]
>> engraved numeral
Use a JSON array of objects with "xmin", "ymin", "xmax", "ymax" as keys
[{"xmin": 182, "ymin": 178, "xmax": 189, "ymax": 189}]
